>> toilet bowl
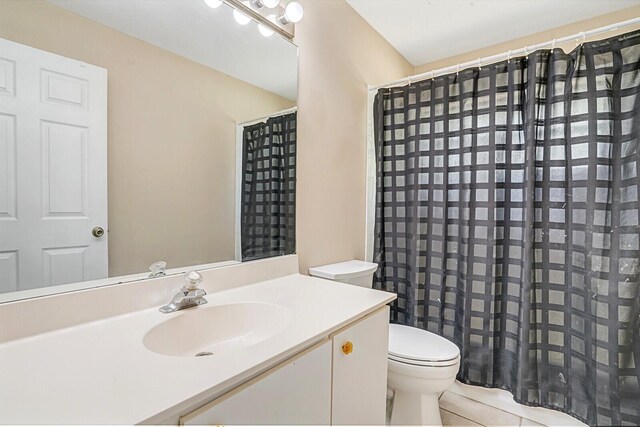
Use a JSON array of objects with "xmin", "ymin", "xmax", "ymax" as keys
[
  {"xmin": 309, "ymin": 260, "xmax": 461, "ymax": 426},
  {"xmin": 387, "ymin": 323, "xmax": 460, "ymax": 425}
]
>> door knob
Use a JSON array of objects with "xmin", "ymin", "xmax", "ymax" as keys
[{"xmin": 92, "ymin": 226, "xmax": 105, "ymax": 238}]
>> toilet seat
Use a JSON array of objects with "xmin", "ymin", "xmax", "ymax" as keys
[{"xmin": 388, "ymin": 324, "xmax": 460, "ymax": 367}]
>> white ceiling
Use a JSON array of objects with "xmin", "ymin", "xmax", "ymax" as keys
[
  {"xmin": 346, "ymin": 0, "xmax": 640, "ymax": 66},
  {"xmin": 48, "ymin": 0, "xmax": 298, "ymax": 100}
]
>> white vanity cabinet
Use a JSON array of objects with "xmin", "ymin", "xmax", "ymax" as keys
[
  {"xmin": 180, "ymin": 340, "xmax": 333, "ymax": 425},
  {"xmin": 180, "ymin": 306, "xmax": 390, "ymax": 426}
]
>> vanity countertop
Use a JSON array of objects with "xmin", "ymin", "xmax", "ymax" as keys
[{"xmin": 0, "ymin": 274, "xmax": 395, "ymax": 424}]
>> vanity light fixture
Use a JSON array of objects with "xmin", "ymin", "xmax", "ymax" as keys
[
  {"xmin": 211, "ymin": 0, "xmax": 301, "ymax": 40},
  {"xmin": 279, "ymin": 1, "xmax": 303, "ymax": 24},
  {"xmin": 204, "ymin": 0, "xmax": 223, "ymax": 8}
]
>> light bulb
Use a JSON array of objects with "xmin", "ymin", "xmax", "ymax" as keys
[
  {"xmin": 261, "ymin": 0, "xmax": 279, "ymax": 8},
  {"xmin": 204, "ymin": 0, "xmax": 222, "ymax": 8},
  {"xmin": 233, "ymin": 9, "xmax": 251, "ymax": 25},
  {"xmin": 284, "ymin": 1, "xmax": 303, "ymax": 23},
  {"xmin": 258, "ymin": 23, "xmax": 274, "ymax": 37}
]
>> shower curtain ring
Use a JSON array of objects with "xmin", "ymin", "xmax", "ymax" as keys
[
  {"xmin": 477, "ymin": 58, "xmax": 481, "ymax": 70},
  {"xmin": 456, "ymin": 63, "xmax": 460, "ymax": 75},
  {"xmin": 577, "ymin": 31, "xmax": 585, "ymax": 46},
  {"xmin": 551, "ymin": 38, "xmax": 556, "ymax": 50},
  {"xmin": 507, "ymin": 50, "xmax": 511, "ymax": 63}
]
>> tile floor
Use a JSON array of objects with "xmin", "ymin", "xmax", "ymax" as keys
[
  {"xmin": 438, "ymin": 391, "xmax": 541, "ymax": 426},
  {"xmin": 387, "ymin": 386, "xmax": 584, "ymax": 426}
]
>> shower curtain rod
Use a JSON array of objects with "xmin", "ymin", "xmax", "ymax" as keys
[
  {"xmin": 368, "ymin": 17, "xmax": 640, "ymax": 91},
  {"xmin": 237, "ymin": 106, "xmax": 298, "ymax": 127}
]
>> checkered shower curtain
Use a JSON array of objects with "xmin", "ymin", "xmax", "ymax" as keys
[
  {"xmin": 241, "ymin": 112, "xmax": 296, "ymax": 261},
  {"xmin": 373, "ymin": 31, "xmax": 640, "ymax": 426}
]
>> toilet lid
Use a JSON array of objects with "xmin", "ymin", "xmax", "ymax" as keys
[{"xmin": 388, "ymin": 324, "xmax": 460, "ymax": 362}]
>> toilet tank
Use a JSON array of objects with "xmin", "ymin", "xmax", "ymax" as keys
[{"xmin": 308, "ymin": 260, "xmax": 378, "ymax": 288}]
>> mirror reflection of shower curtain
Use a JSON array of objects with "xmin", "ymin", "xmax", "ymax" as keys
[
  {"xmin": 373, "ymin": 30, "xmax": 640, "ymax": 426},
  {"xmin": 241, "ymin": 112, "xmax": 296, "ymax": 261}
]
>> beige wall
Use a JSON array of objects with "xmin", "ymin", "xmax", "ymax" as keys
[
  {"xmin": 293, "ymin": 0, "xmax": 413, "ymax": 274},
  {"xmin": 415, "ymin": 6, "xmax": 640, "ymax": 73},
  {"xmin": 0, "ymin": 0, "xmax": 294, "ymax": 277},
  {"xmin": 293, "ymin": 3, "xmax": 640, "ymax": 276}
]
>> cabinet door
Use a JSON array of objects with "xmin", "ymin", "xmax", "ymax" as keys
[
  {"xmin": 331, "ymin": 306, "xmax": 390, "ymax": 425},
  {"xmin": 181, "ymin": 340, "xmax": 332, "ymax": 425}
]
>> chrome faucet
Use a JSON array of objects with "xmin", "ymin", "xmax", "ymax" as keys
[{"xmin": 159, "ymin": 270, "xmax": 207, "ymax": 313}]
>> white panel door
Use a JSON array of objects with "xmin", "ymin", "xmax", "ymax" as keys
[
  {"xmin": 331, "ymin": 306, "xmax": 390, "ymax": 425},
  {"xmin": 0, "ymin": 38, "xmax": 107, "ymax": 293}
]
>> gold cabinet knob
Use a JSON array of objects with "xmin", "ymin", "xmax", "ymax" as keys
[{"xmin": 342, "ymin": 341, "xmax": 353, "ymax": 355}]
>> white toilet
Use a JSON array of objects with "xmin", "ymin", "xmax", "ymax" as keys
[{"xmin": 309, "ymin": 260, "xmax": 461, "ymax": 426}]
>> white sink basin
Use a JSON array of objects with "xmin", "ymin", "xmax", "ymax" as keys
[{"xmin": 143, "ymin": 302, "xmax": 292, "ymax": 357}]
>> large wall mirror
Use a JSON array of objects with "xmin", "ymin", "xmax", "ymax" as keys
[{"xmin": 0, "ymin": 0, "xmax": 298, "ymax": 302}]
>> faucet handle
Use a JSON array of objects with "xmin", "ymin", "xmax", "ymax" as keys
[
  {"xmin": 184, "ymin": 270, "xmax": 203, "ymax": 290},
  {"xmin": 149, "ymin": 261, "xmax": 167, "ymax": 277}
]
